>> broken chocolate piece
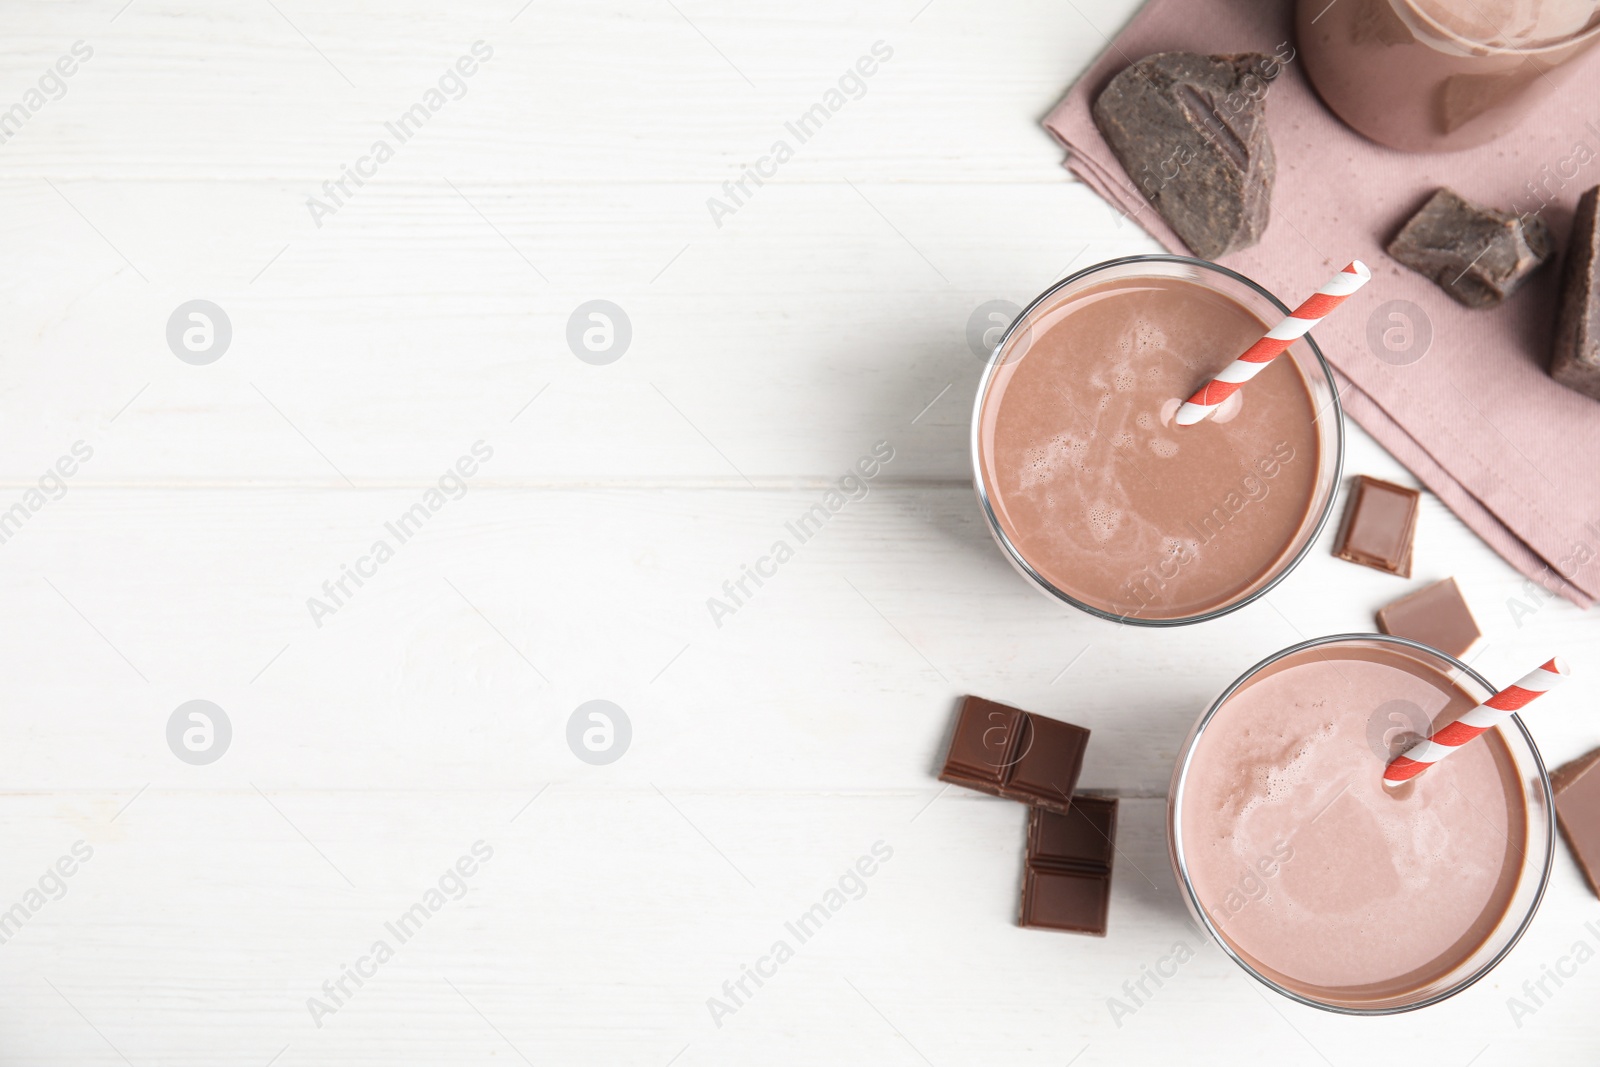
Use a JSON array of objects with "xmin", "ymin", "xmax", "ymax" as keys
[
  {"xmin": 1093, "ymin": 51, "xmax": 1278, "ymax": 259},
  {"xmin": 1387, "ymin": 188, "xmax": 1552, "ymax": 308},
  {"xmin": 1019, "ymin": 797, "xmax": 1117, "ymax": 935},
  {"xmin": 1333, "ymin": 475, "xmax": 1419, "ymax": 577},
  {"xmin": 1376, "ymin": 577, "xmax": 1480, "ymax": 658},
  {"xmin": 1552, "ymin": 746, "xmax": 1600, "ymax": 900},
  {"xmin": 1552, "ymin": 185, "xmax": 1600, "ymax": 402},
  {"xmin": 938, "ymin": 696, "xmax": 1089, "ymax": 814},
  {"xmin": 1351, "ymin": 0, "xmax": 1415, "ymax": 47},
  {"xmin": 1439, "ymin": 62, "xmax": 1543, "ymax": 135}
]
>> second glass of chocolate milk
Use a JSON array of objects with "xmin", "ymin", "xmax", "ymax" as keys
[{"xmin": 1298, "ymin": 0, "xmax": 1600, "ymax": 151}]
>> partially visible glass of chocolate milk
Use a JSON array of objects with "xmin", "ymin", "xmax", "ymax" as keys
[
  {"xmin": 971, "ymin": 255, "xmax": 1343, "ymax": 625},
  {"xmin": 1298, "ymin": 0, "xmax": 1600, "ymax": 152},
  {"xmin": 1170, "ymin": 634, "xmax": 1554, "ymax": 1013}
]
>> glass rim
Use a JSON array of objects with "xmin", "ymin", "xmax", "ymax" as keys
[
  {"xmin": 969, "ymin": 253, "xmax": 1346, "ymax": 627},
  {"xmin": 1394, "ymin": 0, "xmax": 1600, "ymax": 56},
  {"xmin": 1168, "ymin": 632, "xmax": 1556, "ymax": 1015}
]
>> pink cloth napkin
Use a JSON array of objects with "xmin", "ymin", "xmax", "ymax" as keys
[{"xmin": 1044, "ymin": 0, "xmax": 1600, "ymax": 607}]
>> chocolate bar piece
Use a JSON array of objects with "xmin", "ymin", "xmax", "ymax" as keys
[
  {"xmin": 1441, "ymin": 65, "xmax": 1543, "ymax": 135},
  {"xmin": 1092, "ymin": 51, "xmax": 1278, "ymax": 260},
  {"xmin": 1551, "ymin": 185, "xmax": 1600, "ymax": 402},
  {"xmin": 1387, "ymin": 188, "xmax": 1551, "ymax": 308},
  {"xmin": 1552, "ymin": 746, "xmax": 1600, "ymax": 901},
  {"xmin": 938, "ymin": 696, "xmax": 1089, "ymax": 814},
  {"xmin": 1376, "ymin": 577, "xmax": 1480, "ymax": 658},
  {"xmin": 1020, "ymin": 796, "xmax": 1118, "ymax": 935},
  {"xmin": 1333, "ymin": 475, "xmax": 1419, "ymax": 577}
]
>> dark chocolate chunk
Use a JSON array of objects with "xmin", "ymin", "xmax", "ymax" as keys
[
  {"xmin": 1333, "ymin": 475, "xmax": 1419, "ymax": 577},
  {"xmin": 1019, "ymin": 797, "xmax": 1117, "ymax": 935},
  {"xmin": 1376, "ymin": 577, "xmax": 1480, "ymax": 658},
  {"xmin": 1551, "ymin": 185, "xmax": 1600, "ymax": 402},
  {"xmin": 938, "ymin": 696, "xmax": 1089, "ymax": 815},
  {"xmin": 1551, "ymin": 746, "xmax": 1600, "ymax": 900},
  {"xmin": 1387, "ymin": 188, "xmax": 1552, "ymax": 308},
  {"xmin": 1092, "ymin": 51, "xmax": 1278, "ymax": 260}
]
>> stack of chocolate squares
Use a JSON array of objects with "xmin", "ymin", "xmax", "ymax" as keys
[{"xmin": 938, "ymin": 695, "xmax": 1115, "ymax": 935}]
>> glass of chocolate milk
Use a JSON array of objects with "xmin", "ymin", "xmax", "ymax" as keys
[
  {"xmin": 1297, "ymin": 0, "xmax": 1600, "ymax": 152},
  {"xmin": 1170, "ymin": 634, "xmax": 1554, "ymax": 1013},
  {"xmin": 972, "ymin": 255, "xmax": 1343, "ymax": 625}
]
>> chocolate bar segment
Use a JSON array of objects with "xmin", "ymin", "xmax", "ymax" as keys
[
  {"xmin": 939, "ymin": 695, "xmax": 1025, "ymax": 789},
  {"xmin": 1005, "ymin": 714, "xmax": 1092, "ymax": 808},
  {"xmin": 938, "ymin": 696, "xmax": 1090, "ymax": 815},
  {"xmin": 1552, "ymin": 746, "xmax": 1600, "ymax": 901},
  {"xmin": 1376, "ymin": 577, "xmax": 1480, "ymax": 658},
  {"xmin": 1333, "ymin": 475, "xmax": 1419, "ymax": 577},
  {"xmin": 1020, "ymin": 797, "xmax": 1118, "ymax": 935}
]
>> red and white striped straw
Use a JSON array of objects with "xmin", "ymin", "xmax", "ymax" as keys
[
  {"xmin": 1383, "ymin": 657, "xmax": 1570, "ymax": 787},
  {"xmin": 1175, "ymin": 260, "xmax": 1372, "ymax": 427}
]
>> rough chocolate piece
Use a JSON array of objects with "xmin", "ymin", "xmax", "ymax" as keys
[
  {"xmin": 1019, "ymin": 797, "xmax": 1117, "ymax": 935},
  {"xmin": 1551, "ymin": 746, "xmax": 1600, "ymax": 900},
  {"xmin": 1333, "ymin": 475, "xmax": 1419, "ymax": 577},
  {"xmin": 1376, "ymin": 577, "xmax": 1480, "ymax": 658},
  {"xmin": 1387, "ymin": 188, "xmax": 1552, "ymax": 308},
  {"xmin": 1092, "ymin": 51, "xmax": 1278, "ymax": 259},
  {"xmin": 1552, "ymin": 185, "xmax": 1600, "ymax": 401},
  {"xmin": 938, "ymin": 696, "xmax": 1089, "ymax": 814}
]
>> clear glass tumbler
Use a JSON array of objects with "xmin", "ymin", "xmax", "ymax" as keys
[
  {"xmin": 1298, "ymin": 0, "xmax": 1600, "ymax": 151},
  {"xmin": 971, "ymin": 254, "xmax": 1344, "ymax": 626},
  {"xmin": 1168, "ymin": 633, "xmax": 1554, "ymax": 1013}
]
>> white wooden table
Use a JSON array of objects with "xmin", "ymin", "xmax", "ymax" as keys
[{"xmin": 3, "ymin": 1, "xmax": 1598, "ymax": 1063}]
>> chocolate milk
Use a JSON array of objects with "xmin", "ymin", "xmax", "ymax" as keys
[
  {"xmin": 1180, "ymin": 643, "xmax": 1526, "ymax": 1005},
  {"xmin": 1298, "ymin": 0, "xmax": 1600, "ymax": 152},
  {"xmin": 975, "ymin": 275, "xmax": 1320, "ymax": 620}
]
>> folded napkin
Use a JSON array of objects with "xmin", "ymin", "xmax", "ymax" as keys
[{"xmin": 1044, "ymin": 0, "xmax": 1600, "ymax": 607}]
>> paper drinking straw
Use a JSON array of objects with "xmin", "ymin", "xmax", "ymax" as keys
[
  {"xmin": 1175, "ymin": 260, "xmax": 1372, "ymax": 427},
  {"xmin": 1383, "ymin": 657, "xmax": 1570, "ymax": 787}
]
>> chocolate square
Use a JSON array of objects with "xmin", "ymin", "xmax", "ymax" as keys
[
  {"xmin": 1333, "ymin": 475, "xmax": 1419, "ymax": 577},
  {"xmin": 1028, "ymin": 793, "xmax": 1117, "ymax": 869},
  {"xmin": 1019, "ymin": 797, "xmax": 1118, "ymax": 935},
  {"xmin": 1005, "ymin": 715, "xmax": 1091, "ymax": 808},
  {"xmin": 939, "ymin": 695, "xmax": 1024, "ymax": 788},
  {"xmin": 1553, "ymin": 747, "xmax": 1600, "ymax": 901},
  {"xmin": 1376, "ymin": 577, "xmax": 1481, "ymax": 658},
  {"xmin": 937, "ymin": 696, "xmax": 1090, "ymax": 815},
  {"xmin": 1021, "ymin": 868, "xmax": 1113, "ymax": 935}
]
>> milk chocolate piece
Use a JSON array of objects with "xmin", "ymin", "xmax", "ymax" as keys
[
  {"xmin": 1376, "ymin": 577, "xmax": 1480, "ymax": 658},
  {"xmin": 938, "ymin": 696, "xmax": 1089, "ymax": 814},
  {"xmin": 1440, "ymin": 63, "xmax": 1543, "ymax": 135},
  {"xmin": 1333, "ymin": 475, "xmax": 1419, "ymax": 577},
  {"xmin": 1551, "ymin": 185, "xmax": 1600, "ymax": 402},
  {"xmin": 1387, "ymin": 188, "xmax": 1552, "ymax": 308},
  {"xmin": 1092, "ymin": 51, "xmax": 1278, "ymax": 259},
  {"xmin": 1019, "ymin": 797, "xmax": 1117, "ymax": 935},
  {"xmin": 1552, "ymin": 746, "xmax": 1600, "ymax": 900}
]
